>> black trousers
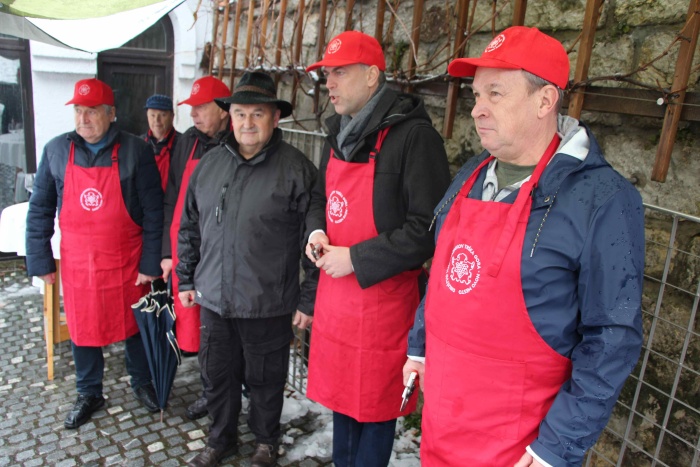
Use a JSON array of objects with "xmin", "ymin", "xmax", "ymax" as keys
[{"xmin": 199, "ymin": 307, "xmax": 292, "ymax": 451}]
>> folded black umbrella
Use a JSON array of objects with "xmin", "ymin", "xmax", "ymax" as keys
[{"xmin": 132, "ymin": 278, "xmax": 181, "ymax": 422}]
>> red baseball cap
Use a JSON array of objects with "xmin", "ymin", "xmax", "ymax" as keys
[
  {"xmin": 448, "ymin": 26, "xmax": 570, "ymax": 89},
  {"xmin": 306, "ymin": 31, "xmax": 386, "ymax": 72},
  {"xmin": 179, "ymin": 76, "xmax": 232, "ymax": 106},
  {"xmin": 65, "ymin": 78, "xmax": 114, "ymax": 106}
]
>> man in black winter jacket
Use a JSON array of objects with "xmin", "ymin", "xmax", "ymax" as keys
[
  {"xmin": 177, "ymin": 71, "xmax": 318, "ymax": 467},
  {"xmin": 25, "ymin": 78, "xmax": 163, "ymax": 430},
  {"xmin": 303, "ymin": 31, "xmax": 451, "ymax": 466}
]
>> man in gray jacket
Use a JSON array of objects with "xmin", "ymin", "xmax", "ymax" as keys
[{"xmin": 177, "ymin": 71, "xmax": 318, "ymax": 467}]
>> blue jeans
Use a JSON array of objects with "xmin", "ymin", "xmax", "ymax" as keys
[
  {"xmin": 71, "ymin": 333, "xmax": 152, "ymax": 396},
  {"xmin": 332, "ymin": 411, "xmax": 397, "ymax": 467}
]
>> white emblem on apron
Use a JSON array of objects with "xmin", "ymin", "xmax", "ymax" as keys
[
  {"xmin": 327, "ymin": 190, "xmax": 348, "ymax": 224},
  {"xmin": 445, "ymin": 243, "xmax": 481, "ymax": 295},
  {"xmin": 80, "ymin": 188, "xmax": 103, "ymax": 211}
]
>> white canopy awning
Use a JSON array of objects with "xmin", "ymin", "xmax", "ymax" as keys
[{"xmin": 0, "ymin": 0, "xmax": 186, "ymax": 53}]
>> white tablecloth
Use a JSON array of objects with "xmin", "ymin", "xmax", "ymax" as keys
[
  {"xmin": 0, "ymin": 131, "xmax": 27, "ymax": 172},
  {"xmin": 0, "ymin": 202, "xmax": 61, "ymax": 291},
  {"xmin": 0, "ymin": 202, "xmax": 61, "ymax": 256}
]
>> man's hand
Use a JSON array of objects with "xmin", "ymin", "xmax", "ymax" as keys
[
  {"xmin": 315, "ymin": 244, "xmax": 353, "ymax": 278},
  {"xmin": 403, "ymin": 359, "xmax": 425, "ymax": 391},
  {"xmin": 179, "ymin": 290, "xmax": 196, "ymax": 307},
  {"xmin": 293, "ymin": 310, "xmax": 313, "ymax": 330},
  {"xmin": 40, "ymin": 273, "xmax": 56, "ymax": 285},
  {"xmin": 135, "ymin": 273, "xmax": 159, "ymax": 286},
  {"xmin": 514, "ymin": 452, "xmax": 545, "ymax": 467},
  {"xmin": 161, "ymin": 258, "xmax": 173, "ymax": 282},
  {"xmin": 306, "ymin": 232, "xmax": 329, "ymax": 262}
]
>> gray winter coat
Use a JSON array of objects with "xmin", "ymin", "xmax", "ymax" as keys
[{"xmin": 176, "ymin": 129, "xmax": 318, "ymax": 318}]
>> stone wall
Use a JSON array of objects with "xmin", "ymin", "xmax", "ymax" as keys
[{"xmin": 235, "ymin": 0, "xmax": 700, "ymax": 216}]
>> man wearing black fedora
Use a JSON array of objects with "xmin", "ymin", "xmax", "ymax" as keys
[{"xmin": 176, "ymin": 71, "xmax": 318, "ymax": 467}]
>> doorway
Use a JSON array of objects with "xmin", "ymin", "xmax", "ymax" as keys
[{"xmin": 98, "ymin": 15, "xmax": 174, "ymax": 137}]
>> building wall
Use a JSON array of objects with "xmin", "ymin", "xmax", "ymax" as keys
[{"xmin": 27, "ymin": 0, "xmax": 216, "ymax": 166}]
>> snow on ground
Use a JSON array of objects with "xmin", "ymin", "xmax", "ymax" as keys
[{"xmin": 280, "ymin": 390, "xmax": 421, "ymax": 466}]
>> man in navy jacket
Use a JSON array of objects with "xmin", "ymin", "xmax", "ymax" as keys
[
  {"xmin": 404, "ymin": 27, "xmax": 644, "ymax": 467},
  {"xmin": 26, "ymin": 78, "xmax": 163, "ymax": 430}
]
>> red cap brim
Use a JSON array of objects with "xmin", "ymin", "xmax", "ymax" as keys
[
  {"xmin": 448, "ymin": 57, "xmax": 523, "ymax": 78},
  {"xmin": 306, "ymin": 58, "xmax": 386, "ymax": 73}
]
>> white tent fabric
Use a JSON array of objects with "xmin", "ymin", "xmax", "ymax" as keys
[
  {"xmin": 0, "ymin": 11, "xmax": 73, "ymax": 49},
  {"xmin": 1, "ymin": 0, "xmax": 185, "ymax": 53}
]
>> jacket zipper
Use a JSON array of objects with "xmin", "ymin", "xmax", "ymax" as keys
[{"xmin": 216, "ymin": 184, "xmax": 228, "ymax": 224}]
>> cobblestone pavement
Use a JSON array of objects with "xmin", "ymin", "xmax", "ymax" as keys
[{"xmin": 0, "ymin": 266, "xmax": 337, "ymax": 466}]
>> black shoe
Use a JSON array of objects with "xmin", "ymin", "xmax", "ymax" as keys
[
  {"xmin": 64, "ymin": 394, "xmax": 105, "ymax": 429},
  {"xmin": 186, "ymin": 395, "xmax": 208, "ymax": 420},
  {"xmin": 133, "ymin": 384, "xmax": 160, "ymax": 413},
  {"xmin": 187, "ymin": 445, "xmax": 237, "ymax": 467},
  {"xmin": 250, "ymin": 443, "xmax": 278, "ymax": 467}
]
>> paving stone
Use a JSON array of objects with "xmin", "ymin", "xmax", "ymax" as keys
[
  {"xmin": 159, "ymin": 459, "xmax": 181, "ymax": 467},
  {"xmin": 39, "ymin": 433, "xmax": 59, "ymax": 444},
  {"xmin": 79, "ymin": 451, "xmax": 100, "ymax": 464},
  {"xmin": 65, "ymin": 444, "xmax": 88, "ymax": 457},
  {"xmin": 31, "ymin": 425, "xmax": 51, "ymax": 437},
  {"xmin": 97, "ymin": 444, "xmax": 120, "ymax": 457},
  {"xmin": 148, "ymin": 451, "xmax": 168, "ymax": 464},
  {"xmin": 37, "ymin": 442, "xmax": 58, "ymax": 455},
  {"xmin": 16, "ymin": 449, "xmax": 35, "ymax": 462}
]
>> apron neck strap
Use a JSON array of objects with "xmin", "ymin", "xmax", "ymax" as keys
[
  {"xmin": 369, "ymin": 127, "xmax": 390, "ymax": 160},
  {"xmin": 486, "ymin": 133, "xmax": 561, "ymax": 277},
  {"xmin": 111, "ymin": 143, "xmax": 120, "ymax": 162}
]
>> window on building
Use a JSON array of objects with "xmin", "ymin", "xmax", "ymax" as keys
[{"xmin": 0, "ymin": 34, "xmax": 35, "ymax": 211}]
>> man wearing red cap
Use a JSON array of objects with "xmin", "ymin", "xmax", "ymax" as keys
[
  {"xmin": 160, "ymin": 75, "xmax": 233, "ymax": 421},
  {"xmin": 304, "ymin": 31, "xmax": 451, "ymax": 466},
  {"xmin": 26, "ymin": 78, "xmax": 164, "ymax": 429},
  {"xmin": 403, "ymin": 26, "xmax": 644, "ymax": 466}
]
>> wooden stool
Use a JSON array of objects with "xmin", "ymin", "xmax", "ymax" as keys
[{"xmin": 43, "ymin": 260, "xmax": 69, "ymax": 380}]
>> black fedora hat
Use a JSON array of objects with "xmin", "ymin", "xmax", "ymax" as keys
[{"xmin": 216, "ymin": 71, "xmax": 293, "ymax": 118}]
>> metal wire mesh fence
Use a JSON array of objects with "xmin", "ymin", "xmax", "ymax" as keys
[
  {"xmin": 281, "ymin": 126, "xmax": 700, "ymax": 465},
  {"xmin": 586, "ymin": 205, "xmax": 700, "ymax": 467},
  {"xmin": 279, "ymin": 122, "xmax": 325, "ymax": 169}
]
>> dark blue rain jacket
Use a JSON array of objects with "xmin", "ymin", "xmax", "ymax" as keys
[{"xmin": 408, "ymin": 117, "xmax": 644, "ymax": 467}]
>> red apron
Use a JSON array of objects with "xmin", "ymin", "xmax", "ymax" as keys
[
  {"xmin": 307, "ymin": 129, "xmax": 420, "ymax": 422},
  {"xmin": 145, "ymin": 129, "xmax": 175, "ymax": 192},
  {"xmin": 169, "ymin": 141, "xmax": 201, "ymax": 352},
  {"xmin": 420, "ymin": 136, "xmax": 572, "ymax": 465},
  {"xmin": 59, "ymin": 142, "xmax": 148, "ymax": 347}
]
